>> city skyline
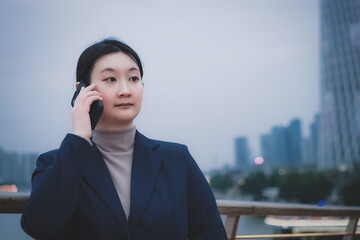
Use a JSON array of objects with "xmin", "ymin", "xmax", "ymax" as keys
[
  {"xmin": 234, "ymin": 114, "xmax": 318, "ymax": 168},
  {"xmin": 0, "ymin": 113, "xmax": 317, "ymax": 170}
]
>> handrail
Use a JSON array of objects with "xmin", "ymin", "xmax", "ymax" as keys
[
  {"xmin": 217, "ymin": 199, "xmax": 360, "ymax": 217},
  {"xmin": 217, "ymin": 199, "xmax": 360, "ymax": 240},
  {"xmin": 1, "ymin": 193, "xmax": 360, "ymax": 239},
  {"xmin": 0, "ymin": 192, "xmax": 28, "ymax": 213}
]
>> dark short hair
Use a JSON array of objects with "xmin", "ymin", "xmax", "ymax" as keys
[{"xmin": 76, "ymin": 38, "xmax": 143, "ymax": 85}]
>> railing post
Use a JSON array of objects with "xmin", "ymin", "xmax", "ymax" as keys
[
  {"xmin": 225, "ymin": 215, "xmax": 240, "ymax": 240},
  {"xmin": 343, "ymin": 217, "xmax": 359, "ymax": 240}
]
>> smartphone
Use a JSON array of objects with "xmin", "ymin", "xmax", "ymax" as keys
[{"xmin": 71, "ymin": 81, "xmax": 104, "ymax": 130}]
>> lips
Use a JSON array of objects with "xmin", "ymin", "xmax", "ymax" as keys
[{"xmin": 115, "ymin": 103, "xmax": 133, "ymax": 107}]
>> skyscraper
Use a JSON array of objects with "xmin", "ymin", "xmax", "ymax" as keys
[
  {"xmin": 302, "ymin": 114, "xmax": 319, "ymax": 166},
  {"xmin": 260, "ymin": 119, "xmax": 303, "ymax": 168},
  {"xmin": 272, "ymin": 126, "xmax": 288, "ymax": 166},
  {"xmin": 234, "ymin": 137, "xmax": 250, "ymax": 168},
  {"xmin": 287, "ymin": 119, "xmax": 302, "ymax": 166},
  {"xmin": 319, "ymin": 0, "xmax": 360, "ymax": 170},
  {"xmin": 310, "ymin": 114, "xmax": 320, "ymax": 164},
  {"xmin": 260, "ymin": 134, "xmax": 275, "ymax": 166}
]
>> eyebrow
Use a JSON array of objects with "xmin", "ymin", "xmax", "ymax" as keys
[
  {"xmin": 129, "ymin": 67, "xmax": 140, "ymax": 72},
  {"xmin": 100, "ymin": 67, "xmax": 140, "ymax": 73},
  {"xmin": 100, "ymin": 68, "xmax": 116, "ymax": 73}
]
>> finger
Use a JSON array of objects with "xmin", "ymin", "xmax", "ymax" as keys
[
  {"xmin": 85, "ymin": 83, "xmax": 97, "ymax": 91},
  {"xmin": 76, "ymin": 86, "xmax": 102, "ymax": 103},
  {"xmin": 73, "ymin": 94, "xmax": 103, "ymax": 111},
  {"xmin": 81, "ymin": 91, "xmax": 102, "ymax": 104},
  {"xmin": 84, "ymin": 95, "xmax": 103, "ymax": 106},
  {"xmin": 75, "ymin": 85, "xmax": 89, "ymax": 102},
  {"xmin": 76, "ymin": 83, "xmax": 95, "ymax": 98},
  {"xmin": 83, "ymin": 90, "xmax": 102, "ymax": 98}
]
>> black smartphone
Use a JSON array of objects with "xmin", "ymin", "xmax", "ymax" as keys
[{"xmin": 71, "ymin": 81, "xmax": 104, "ymax": 130}]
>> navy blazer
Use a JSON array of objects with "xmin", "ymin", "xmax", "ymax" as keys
[{"xmin": 21, "ymin": 131, "xmax": 227, "ymax": 240}]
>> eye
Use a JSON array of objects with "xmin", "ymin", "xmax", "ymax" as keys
[
  {"xmin": 104, "ymin": 77, "xmax": 116, "ymax": 82},
  {"xmin": 129, "ymin": 76, "xmax": 140, "ymax": 82}
]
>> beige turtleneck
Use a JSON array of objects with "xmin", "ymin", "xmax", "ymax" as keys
[{"xmin": 91, "ymin": 125, "xmax": 136, "ymax": 220}]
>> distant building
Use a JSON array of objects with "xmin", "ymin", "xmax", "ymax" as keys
[
  {"xmin": 287, "ymin": 119, "xmax": 302, "ymax": 166},
  {"xmin": 302, "ymin": 138, "xmax": 313, "ymax": 165},
  {"xmin": 21, "ymin": 153, "xmax": 38, "ymax": 184},
  {"xmin": 234, "ymin": 137, "xmax": 250, "ymax": 168},
  {"xmin": 260, "ymin": 134, "xmax": 275, "ymax": 166},
  {"xmin": 310, "ymin": 114, "xmax": 320, "ymax": 163},
  {"xmin": 272, "ymin": 126, "xmax": 288, "ymax": 166},
  {"xmin": 260, "ymin": 119, "xmax": 303, "ymax": 168},
  {"xmin": 302, "ymin": 114, "xmax": 319, "ymax": 165},
  {"xmin": 319, "ymin": 0, "xmax": 360, "ymax": 170},
  {"xmin": 0, "ymin": 147, "xmax": 37, "ymax": 187},
  {"xmin": 0, "ymin": 149, "xmax": 18, "ymax": 184}
]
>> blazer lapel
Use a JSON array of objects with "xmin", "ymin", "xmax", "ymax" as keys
[
  {"xmin": 82, "ymin": 144, "xmax": 131, "ymax": 239},
  {"xmin": 128, "ymin": 131, "xmax": 163, "ymax": 229}
]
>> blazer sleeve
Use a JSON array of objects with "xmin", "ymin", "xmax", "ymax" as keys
[
  {"xmin": 184, "ymin": 146, "xmax": 227, "ymax": 240},
  {"xmin": 21, "ymin": 134, "xmax": 94, "ymax": 240}
]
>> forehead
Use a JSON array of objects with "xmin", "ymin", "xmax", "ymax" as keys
[{"xmin": 93, "ymin": 52, "xmax": 139, "ymax": 73}]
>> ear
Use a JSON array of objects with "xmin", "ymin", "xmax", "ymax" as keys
[{"xmin": 75, "ymin": 82, "xmax": 80, "ymax": 90}]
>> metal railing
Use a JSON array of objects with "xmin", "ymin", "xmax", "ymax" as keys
[
  {"xmin": 1, "ymin": 192, "xmax": 360, "ymax": 239},
  {"xmin": 217, "ymin": 199, "xmax": 360, "ymax": 240}
]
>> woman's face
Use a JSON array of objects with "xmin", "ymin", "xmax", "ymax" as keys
[{"xmin": 90, "ymin": 52, "xmax": 143, "ymax": 130}]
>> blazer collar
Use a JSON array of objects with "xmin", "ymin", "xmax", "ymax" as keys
[
  {"xmin": 128, "ymin": 130, "xmax": 163, "ymax": 230},
  {"xmin": 82, "ymin": 130, "xmax": 163, "ymax": 236}
]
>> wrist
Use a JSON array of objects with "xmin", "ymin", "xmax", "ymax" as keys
[{"xmin": 72, "ymin": 130, "xmax": 92, "ymax": 140}]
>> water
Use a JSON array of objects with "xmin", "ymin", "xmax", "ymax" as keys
[
  {"xmin": 237, "ymin": 216, "xmax": 280, "ymax": 237},
  {"xmin": 0, "ymin": 214, "xmax": 33, "ymax": 240}
]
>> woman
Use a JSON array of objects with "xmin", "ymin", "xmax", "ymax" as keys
[{"xmin": 21, "ymin": 38, "xmax": 227, "ymax": 240}]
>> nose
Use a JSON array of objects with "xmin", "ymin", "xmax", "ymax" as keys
[{"xmin": 117, "ymin": 79, "xmax": 131, "ymax": 97}]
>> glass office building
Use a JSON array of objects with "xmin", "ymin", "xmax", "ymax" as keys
[{"xmin": 319, "ymin": 0, "xmax": 360, "ymax": 170}]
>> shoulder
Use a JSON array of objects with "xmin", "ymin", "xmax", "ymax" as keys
[
  {"xmin": 154, "ymin": 139, "xmax": 187, "ymax": 153},
  {"xmin": 136, "ymin": 132, "xmax": 188, "ymax": 154},
  {"xmin": 39, "ymin": 149, "xmax": 58, "ymax": 159},
  {"xmin": 35, "ymin": 149, "xmax": 60, "ymax": 171},
  {"xmin": 37, "ymin": 133, "xmax": 92, "ymax": 167},
  {"xmin": 136, "ymin": 131, "xmax": 193, "ymax": 163},
  {"xmin": 136, "ymin": 131, "xmax": 188, "ymax": 152}
]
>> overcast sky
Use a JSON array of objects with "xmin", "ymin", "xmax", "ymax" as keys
[{"xmin": 0, "ymin": 0, "xmax": 319, "ymax": 171}]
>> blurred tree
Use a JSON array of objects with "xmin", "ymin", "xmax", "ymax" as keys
[
  {"xmin": 240, "ymin": 172, "xmax": 267, "ymax": 200},
  {"xmin": 269, "ymin": 170, "xmax": 281, "ymax": 187},
  {"xmin": 210, "ymin": 173, "xmax": 234, "ymax": 191},
  {"xmin": 340, "ymin": 178, "xmax": 360, "ymax": 206},
  {"xmin": 278, "ymin": 171, "xmax": 333, "ymax": 204}
]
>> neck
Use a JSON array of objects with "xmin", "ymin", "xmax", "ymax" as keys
[
  {"xmin": 95, "ymin": 121, "xmax": 134, "ymax": 131},
  {"xmin": 92, "ymin": 125, "xmax": 136, "ymax": 153}
]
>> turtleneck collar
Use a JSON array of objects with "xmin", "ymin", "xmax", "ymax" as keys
[{"xmin": 92, "ymin": 125, "xmax": 136, "ymax": 153}]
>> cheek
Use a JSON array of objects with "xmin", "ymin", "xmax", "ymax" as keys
[
  {"xmin": 99, "ymin": 91, "xmax": 113, "ymax": 104},
  {"xmin": 135, "ymin": 88, "xmax": 144, "ymax": 104}
]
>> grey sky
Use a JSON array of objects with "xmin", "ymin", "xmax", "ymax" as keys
[{"xmin": 0, "ymin": 0, "xmax": 319, "ymax": 171}]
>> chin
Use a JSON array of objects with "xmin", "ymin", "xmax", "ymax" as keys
[
  {"xmin": 99, "ymin": 114, "xmax": 136, "ymax": 126},
  {"xmin": 114, "ymin": 116, "xmax": 137, "ymax": 124}
]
